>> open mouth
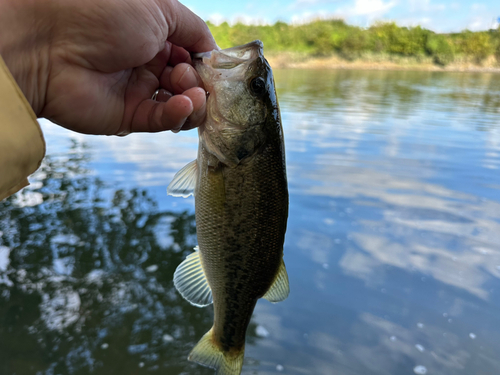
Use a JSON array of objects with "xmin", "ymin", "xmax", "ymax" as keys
[{"xmin": 192, "ymin": 40, "xmax": 263, "ymax": 70}]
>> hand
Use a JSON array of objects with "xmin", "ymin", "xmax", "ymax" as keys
[{"xmin": 0, "ymin": 0, "xmax": 217, "ymax": 135}]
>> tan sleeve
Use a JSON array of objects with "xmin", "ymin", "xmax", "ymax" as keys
[{"xmin": 0, "ymin": 54, "xmax": 45, "ymax": 201}]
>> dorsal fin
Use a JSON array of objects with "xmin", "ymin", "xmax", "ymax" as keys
[
  {"xmin": 173, "ymin": 247, "xmax": 213, "ymax": 307},
  {"xmin": 263, "ymin": 259, "xmax": 289, "ymax": 303}
]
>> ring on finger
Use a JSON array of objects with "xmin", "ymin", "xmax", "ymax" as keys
[{"xmin": 151, "ymin": 88, "xmax": 161, "ymax": 101}]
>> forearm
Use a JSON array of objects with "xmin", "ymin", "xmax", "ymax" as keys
[{"xmin": 0, "ymin": 0, "xmax": 53, "ymax": 115}]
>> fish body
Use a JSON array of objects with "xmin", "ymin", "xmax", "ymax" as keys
[{"xmin": 168, "ymin": 41, "xmax": 289, "ymax": 375}]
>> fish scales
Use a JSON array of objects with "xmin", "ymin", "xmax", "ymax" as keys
[
  {"xmin": 168, "ymin": 40, "xmax": 289, "ymax": 375},
  {"xmin": 197, "ymin": 137, "xmax": 288, "ymax": 352}
]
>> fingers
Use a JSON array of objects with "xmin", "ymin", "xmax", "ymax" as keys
[
  {"xmin": 164, "ymin": 0, "xmax": 217, "ymax": 53},
  {"xmin": 144, "ymin": 43, "xmax": 172, "ymax": 78},
  {"xmin": 123, "ymin": 40, "xmax": 208, "ymax": 134},
  {"xmin": 145, "ymin": 42, "xmax": 191, "ymax": 80},
  {"xmin": 180, "ymin": 87, "xmax": 206, "ymax": 131},
  {"xmin": 172, "ymin": 63, "xmax": 203, "ymax": 92},
  {"xmin": 129, "ymin": 95, "xmax": 192, "ymax": 133},
  {"xmin": 160, "ymin": 62, "xmax": 203, "ymax": 94},
  {"xmin": 128, "ymin": 87, "xmax": 206, "ymax": 133},
  {"xmin": 169, "ymin": 44, "xmax": 191, "ymax": 65}
]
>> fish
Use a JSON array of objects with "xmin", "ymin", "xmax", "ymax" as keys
[{"xmin": 167, "ymin": 40, "xmax": 289, "ymax": 375}]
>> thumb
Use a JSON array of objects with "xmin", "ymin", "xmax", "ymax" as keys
[{"xmin": 162, "ymin": 0, "xmax": 217, "ymax": 53}]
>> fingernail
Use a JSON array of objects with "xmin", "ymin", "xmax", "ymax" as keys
[
  {"xmin": 178, "ymin": 67, "xmax": 198, "ymax": 91},
  {"xmin": 171, "ymin": 117, "xmax": 188, "ymax": 133},
  {"xmin": 116, "ymin": 130, "xmax": 130, "ymax": 136}
]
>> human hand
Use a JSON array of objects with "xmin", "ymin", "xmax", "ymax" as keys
[{"xmin": 0, "ymin": 0, "xmax": 217, "ymax": 135}]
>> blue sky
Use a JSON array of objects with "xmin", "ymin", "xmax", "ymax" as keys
[{"xmin": 180, "ymin": 0, "xmax": 500, "ymax": 32}]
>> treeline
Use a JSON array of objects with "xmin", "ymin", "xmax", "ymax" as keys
[{"xmin": 207, "ymin": 20, "xmax": 500, "ymax": 66}]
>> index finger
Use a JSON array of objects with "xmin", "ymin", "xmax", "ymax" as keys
[{"xmin": 163, "ymin": 0, "xmax": 217, "ymax": 53}]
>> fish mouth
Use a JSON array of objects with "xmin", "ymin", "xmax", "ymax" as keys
[{"xmin": 192, "ymin": 40, "xmax": 263, "ymax": 70}]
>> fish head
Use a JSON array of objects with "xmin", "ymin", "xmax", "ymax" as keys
[{"xmin": 193, "ymin": 40, "xmax": 280, "ymax": 167}]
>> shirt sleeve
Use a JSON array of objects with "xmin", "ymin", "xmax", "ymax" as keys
[{"xmin": 0, "ymin": 54, "xmax": 45, "ymax": 201}]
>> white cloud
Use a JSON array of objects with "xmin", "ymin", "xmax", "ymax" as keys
[
  {"xmin": 471, "ymin": 3, "xmax": 487, "ymax": 11},
  {"xmin": 409, "ymin": 0, "xmax": 446, "ymax": 12},
  {"xmin": 230, "ymin": 14, "xmax": 271, "ymax": 25},
  {"xmin": 467, "ymin": 16, "xmax": 491, "ymax": 31},
  {"xmin": 288, "ymin": 0, "xmax": 341, "ymax": 10},
  {"xmin": 398, "ymin": 17, "xmax": 432, "ymax": 28},
  {"xmin": 420, "ymin": 17, "xmax": 432, "ymax": 25},
  {"xmin": 341, "ymin": 0, "xmax": 398, "ymax": 17},
  {"xmin": 207, "ymin": 13, "xmax": 226, "ymax": 25},
  {"xmin": 208, "ymin": 12, "xmax": 271, "ymax": 26},
  {"xmin": 288, "ymin": 0, "xmax": 397, "ymax": 25},
  {"xmin": 352, "ymin": 0, "xmax": 397, "ymax": 17},
  {"xmin": 193, "ymin": 0, "xmax": 497, "ymax": 32},
  {"xmin": 290, "ymin": 10, "xmax": 335, "ymax": 24}
]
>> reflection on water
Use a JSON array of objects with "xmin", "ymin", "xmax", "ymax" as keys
[
  {"xmin": 274, "ymin": 70, "xmax": 500, "ymax": 375},
  {"xmin": 0, "ymin": 145, "xmax": 259, "ymax": 374},
  {"xmin": 2, "ymin": 69, "xmax": 500, "ymax": 374}
]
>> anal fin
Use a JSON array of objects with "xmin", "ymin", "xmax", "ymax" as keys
[{"xmin": 263, "ymin": 258, "xmax": 289, "ymax": 303}]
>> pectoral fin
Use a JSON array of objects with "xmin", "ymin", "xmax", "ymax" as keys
[
  {"xmin": 167, "ymin": 160, "xmax": 198, "ymax": 198},
  {"xmin": 173, "ymin": 247, "xmax": 213, "ymax": 307},
  {"xmin": 263, "ymin": 258, "xmax": 290, "ymax": 303}
]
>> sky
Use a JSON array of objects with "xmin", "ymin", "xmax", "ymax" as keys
[{"xmin": 180, "ymin": 0, "xmax": 500, "ymax": 33}]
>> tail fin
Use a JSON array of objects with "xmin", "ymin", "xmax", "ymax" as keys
[{"xmin": 188, "ymin": 329, "xmax": 244, "ymax": 375}]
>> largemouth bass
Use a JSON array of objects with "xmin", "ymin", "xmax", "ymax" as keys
[{"xmin": 167, "ymin": 40, "xmax": 289, "ymax": 375}]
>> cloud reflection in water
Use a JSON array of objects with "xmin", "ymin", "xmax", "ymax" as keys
[{"xmin": 1, "ymin": 69, "xmax": 500, "ymax": 374}]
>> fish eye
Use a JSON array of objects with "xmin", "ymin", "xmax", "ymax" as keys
[{"xmin": 250, "ymin": 77, "xmax": 266, "ymax": 96}]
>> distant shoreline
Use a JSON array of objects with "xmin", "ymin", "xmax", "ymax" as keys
[
  {"xmin": 267, "ymin": 53, "xmax": 500, "ymax": 73},
  {"xmin": 208, "ymin": 19, "xmax": 500, "ymax": 73}
]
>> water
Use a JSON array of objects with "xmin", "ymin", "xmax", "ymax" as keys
[{"xmin": 1, "ymin": 69, "xmax": 500, "ymax": 374}]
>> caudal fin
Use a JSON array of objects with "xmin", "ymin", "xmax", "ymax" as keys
[{"xmin": 188, "ymin": 329, "xmax": 244, "ymax": 375}]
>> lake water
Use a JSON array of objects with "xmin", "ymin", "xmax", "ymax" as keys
[{"xmin": 1, "ymin": 69, "xmax": 500, "ymax": 375}]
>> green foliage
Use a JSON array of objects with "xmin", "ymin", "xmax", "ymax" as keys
[
  {"xmin": 206, "ymin": 19, "xmax": 498, "ymax": 65},
  {"xmin": 301, "ymin": 19, "xmax": 351, "ymax": 55},
  {"xmin": 491, "ymin": 29, "xmax": 500, "ymax": 62},
  {"xmin": 340, "ymin": 28, "xmax": 368, "ymax": 60},
  {"xmin": 453, "ymin": 30, "xmax": 494, "ymax": 63},
  {"xmin": 426, "ymin": 34, "xmax": 455, "ymax": 66},
  {"xmin": 368, "ymin": 23, "xmax": 429, "ymax": 56}
]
